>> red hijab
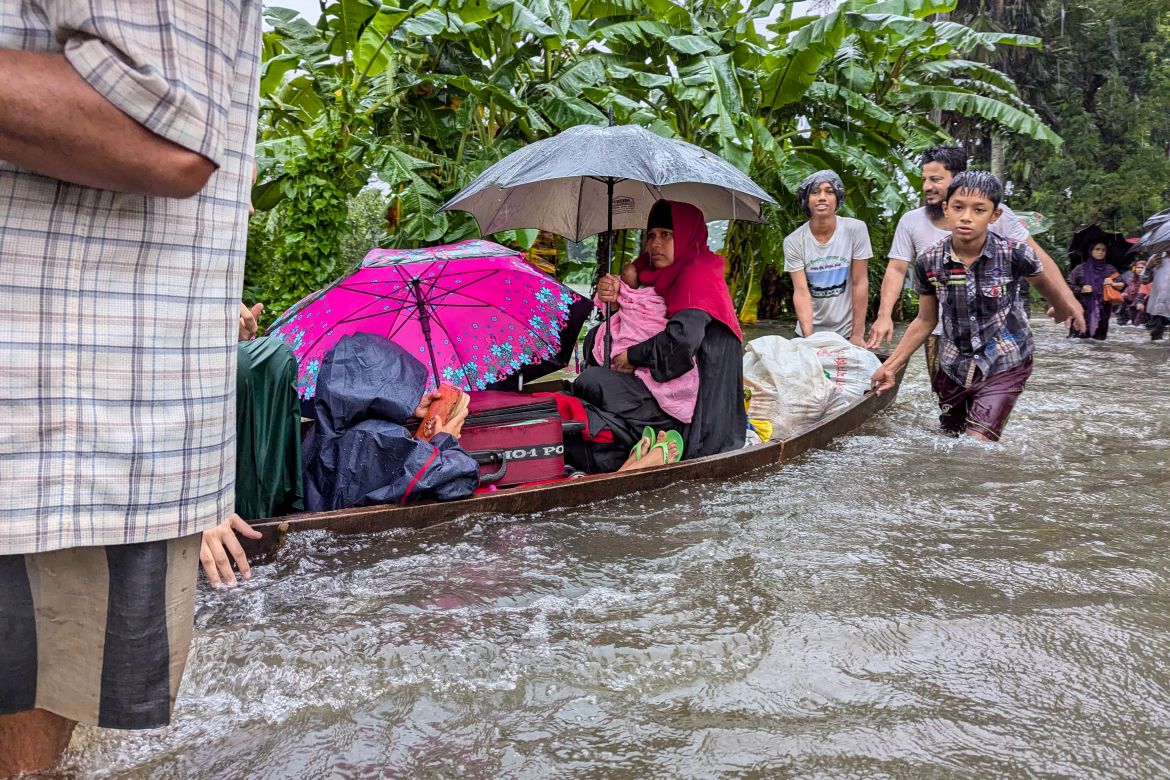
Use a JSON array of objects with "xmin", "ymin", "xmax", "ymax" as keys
[{"xmin": 633, "ymin": 200, "xmax": 743, "ymax": 340}]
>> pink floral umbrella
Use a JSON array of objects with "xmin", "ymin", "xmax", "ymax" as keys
[{"xmin": 268, "ymin": 239, "xmax": 587, "ymax": 398}]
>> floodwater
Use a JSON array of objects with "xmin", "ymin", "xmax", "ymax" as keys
[{"xmin": 63, "ymin": 319, "xmax": 1170, "ymax": 778}]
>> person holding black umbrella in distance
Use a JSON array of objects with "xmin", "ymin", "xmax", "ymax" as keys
[{"xmin": 1066, "ymin": 231, "xmax": 1127, "ymax": 341}]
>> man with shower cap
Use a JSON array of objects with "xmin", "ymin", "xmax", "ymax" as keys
[{"xmin": 783, "ymin": 169, "xmax": 873, "ymax": 345}]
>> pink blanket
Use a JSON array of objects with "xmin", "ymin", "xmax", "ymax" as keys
[{"xmin": 593, "ymin": 283, "xmax": 700, "ymax": 423}]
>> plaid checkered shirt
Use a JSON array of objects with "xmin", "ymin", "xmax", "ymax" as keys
[
  {"xmin": 912, "ymin": 231, "xmax": 1044, "ymax": 387},
  {"xmin": 1, "ymin": 2, "xmax": 262, "ymax": 554}
]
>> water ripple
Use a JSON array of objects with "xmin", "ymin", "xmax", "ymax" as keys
[{"xmin": 61, "ymin": 320, "xmax": 1170, "ymax": 778}]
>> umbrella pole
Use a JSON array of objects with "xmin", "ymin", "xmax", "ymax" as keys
[
  {"xmin": 411, "ymin": 281, "xmax": 443, "ymax": 388},
  {"xmin": 603, "ymin": 177, "xmax": 614, "ymax": 368}
]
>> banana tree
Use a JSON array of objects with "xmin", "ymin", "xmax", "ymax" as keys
[
  {"xmin": 726, "ymin": 0, "xmax": 1063, "ymax": 319},
  {"xmin": 254, "ymin": 0, "xmax": 622, "ymax": 314},
  {"xmin": 250, "ymin": 0, "xmax": 1064, "ymax": 325}
]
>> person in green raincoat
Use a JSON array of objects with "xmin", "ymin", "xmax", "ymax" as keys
[{"xmin": 199, "ymin": 303, "xmax": 305, "ymax": 586}]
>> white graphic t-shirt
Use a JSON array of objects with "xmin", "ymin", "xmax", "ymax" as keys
[
  {"xmin": 783, "ymin": 216, "xmax": 873, "ymax": 337},
  {"xmin": 889, "ymin": 205, "xmax": 1031, "ymax": 335}
]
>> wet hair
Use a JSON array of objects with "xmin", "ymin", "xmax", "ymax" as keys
[
  {"xmin": 796, "ymin": 169, "xmax": 845, "ymax": 216},
  {"xmin": 945, "ymin": 170, "xmax": 1002, "ymax": 207},
  {"xmin": 921, "ymin": 144, "xmax": 968, "ymax": 175}
]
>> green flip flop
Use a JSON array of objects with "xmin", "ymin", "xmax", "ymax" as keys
[
  {"xmin": 648, "ymin": 429, "xmax": 684, "ymax": 465},
  {"xmin": 630, "ymin": 426, "xmax": 655, "ymax": 461}
]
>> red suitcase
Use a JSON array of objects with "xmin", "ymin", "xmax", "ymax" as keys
[{"xmin": 460, "ymin": 391, "xmax": 566, "ymax": 487}]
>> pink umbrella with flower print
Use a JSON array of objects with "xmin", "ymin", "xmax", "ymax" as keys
[{"xmin": 268, "ymin": 239, "xmax": 588, "ymax": 399}]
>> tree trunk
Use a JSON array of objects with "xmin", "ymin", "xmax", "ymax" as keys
[{"xmin": 991, "ymin": 133, "xmax": 1006, "ymax": 183}]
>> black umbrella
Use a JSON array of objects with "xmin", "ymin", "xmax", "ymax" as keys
[
  {"xmin": 1135, "ymin": 217, "xmax": 1170, "ymax": 256},
  {"xmin": 442, "ymin": 123, "xmax": 776, "ymax": 366},
  {"xmin": 1066, "ymin": 225, "xmax": 1129, "ymax": 271},
  {"xmin": 1142, "ymin": 208, "xmax": 1170, "ymax": 232}
]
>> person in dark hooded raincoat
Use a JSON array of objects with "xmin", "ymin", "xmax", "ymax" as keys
[
  {"xmin": 561, "ymin": 199, "xmax": 746, "ymax": 474},
  {"xmin": 303, "ymin": 332, "xmax": 478, "ymax": 510}
]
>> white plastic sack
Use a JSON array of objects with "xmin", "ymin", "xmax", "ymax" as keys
[
  {"xmin": 793, "ymin": 331, "xmax": 881, "ymax": 413},
  {"xmin": 742, "ymin": 336, "xmax": 836, "ymax": 441}
]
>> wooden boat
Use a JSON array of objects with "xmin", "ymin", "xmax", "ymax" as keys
[{"xmin": 241, "ymin": 362, "xmax": 905, "ymax": 561}]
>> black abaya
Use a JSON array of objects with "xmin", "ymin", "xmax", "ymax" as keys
[
  {"xmin": 565, "ymin": 308, "xmax": 745, "ymax": 473},
  {"xmin": 1069, "ymin": 295, "xmax": 1111, "ymax": 340}
]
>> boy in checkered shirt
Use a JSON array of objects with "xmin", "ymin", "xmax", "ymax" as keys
[{"xmin": 871, "ymin": 172, "xmax": 1084, "ymax": 441}]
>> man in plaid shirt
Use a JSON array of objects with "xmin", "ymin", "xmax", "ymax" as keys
[
  {"xmin": 871, "ymin": 172, "xmax": 1085, "ymax": 441},
  {"xmin": 0, "ymin": 2, "xmax": 261, "ymax": 772}
]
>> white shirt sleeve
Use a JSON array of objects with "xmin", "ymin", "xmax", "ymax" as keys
[
  {"xmin": 783, "ymin": 230, "xmax": 805, "ymax": 273},
  {"xmin": 888, "ymin": 213, "xmax": 915, "ymax": 262},
  {"xmin": 995, "ymin": 205, "xmax": 1031, "ymax": 242},
  {"xmin": 851, "ymin": 219, "xmax": 873, "ymax": 260}
]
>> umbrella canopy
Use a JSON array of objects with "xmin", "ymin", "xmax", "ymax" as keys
[
  {"xmin": 268, "ymin": 239, "xmax": 590, "ymax": 398},
  {"xmin": 1066, "ymin": 225, "xmax": 1129, "ymax": 270},
  {"xmin": 441, "ymin": 124, "xmax": 776, "ymax": 241},
  {"xmin": 1135, "ymin": 220, "xmax": 1170, "ymax": 256},
  {"xmin": 1141, "ymin": 208, "xmax": 1170, "ymax": 233}
]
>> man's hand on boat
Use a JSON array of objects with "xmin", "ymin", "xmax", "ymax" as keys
[
  {"xmin": 870, "ymin": 360, "xmax": 900, "ymax": 396},
  {"xmin": 200, "ymin": 513, "xmax": 262, "ymax": 588},
  {"xmin": 597, "ymin": 273, "xmax": 622, "ymax": 310}
]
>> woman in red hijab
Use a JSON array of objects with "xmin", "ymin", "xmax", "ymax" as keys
[{"xmin": 563, "ymin": 200, "xmax": 746, "ymax": 473}]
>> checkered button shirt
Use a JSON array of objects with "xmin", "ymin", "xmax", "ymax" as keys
[
  {"xmin": 913, "ymin": 230, "xmax": 1044, "ymax": 387},
  {"xmin": 0, "ymin": 2, "xmax": 262, "ymax": 554}
]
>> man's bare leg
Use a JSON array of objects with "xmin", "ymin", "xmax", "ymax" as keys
[{"xmin": 0, "ymin": 709, "xmax": 77, "ymax": 776}]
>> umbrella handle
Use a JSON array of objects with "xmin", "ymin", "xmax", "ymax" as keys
[
  {"xmin": 603, "ymin": 302, "xmax": 613, "ymax": 368},
  {"xmin": 603, "ymin": 176, "xmax": 615, "ymax": 369}
]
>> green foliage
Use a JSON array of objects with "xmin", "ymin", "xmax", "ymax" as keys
[
  {"xmin": 243, "ymin": 211, "xmax": 279, "ymax": 309},
  {"xmin": 950, "ymin": 0, "xmax": 1170, "ymax": 250},
  {"xmin": 339, "ymin": 188, "xmax": 393, "ymax": 267},
  {"xmin": 266, "ymin": 130, "xmax": 353, "ymax": 318},
  {"xmin": 718, "ymin": 0, "xmax": 1061, "ymax": 319},
  {"xmin": 250, "ymin": 0, "xmax": 1069, "ymax": 323}
]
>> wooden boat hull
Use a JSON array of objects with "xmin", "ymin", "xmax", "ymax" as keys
[{"xmin": 242, "ymin": 364, "xmax": 905, "ymax": 559}]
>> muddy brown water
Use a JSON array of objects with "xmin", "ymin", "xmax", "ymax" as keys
[{"xmin": 62, "ymin": 320, "xmax": 1170, "ymax": 778}]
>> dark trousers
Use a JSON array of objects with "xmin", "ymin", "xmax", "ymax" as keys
[
  {"xmin": 563, "ymin": 326, "xmax": 676, "ymax": 474},
  {"xmin": 933, "ymin": 361, "xmax": 1033, "ymax": 442},
  {"xmin": 1150, "ymin": 315, "xmax": 1168, "ymax": 341},
  {"xmin": 1070, "ymin": 299, "xmax": 1111, "ymax": 341}
]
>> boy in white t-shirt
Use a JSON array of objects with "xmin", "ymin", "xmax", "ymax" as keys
[{"xmin": 783, "ymin": 170, "xmax": 873, "ymax": 344}]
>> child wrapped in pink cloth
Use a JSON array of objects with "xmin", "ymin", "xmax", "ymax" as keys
[{"xmin": 592, "ymin": 266, "xmax": 700, "ymax": 423}]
